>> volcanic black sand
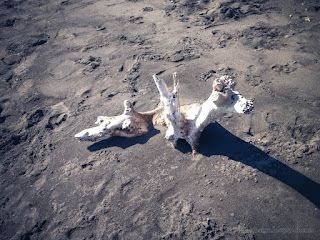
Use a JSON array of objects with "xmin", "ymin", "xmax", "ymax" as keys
[{"xmin": 1, "ymin": 0, "xmax": 320, "ymax": 239}]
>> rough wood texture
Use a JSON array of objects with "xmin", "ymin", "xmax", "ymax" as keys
[{"xmin": 75, "ymin": 73, "xmax": 254, "ymax": 153}]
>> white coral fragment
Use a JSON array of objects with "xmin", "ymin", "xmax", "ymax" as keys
[{"xmin": 75, "ymin": 73, "xmax": 254, "ymax": 153}]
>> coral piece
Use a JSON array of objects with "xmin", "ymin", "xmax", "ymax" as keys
[{"xmin": 75, "ymin": 73, "xmax": 254, "ymax": 153}]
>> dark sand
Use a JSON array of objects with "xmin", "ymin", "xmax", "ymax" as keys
[{"xmin": 1, "ymin": 0, "xmax": 320, "ymax": 239}]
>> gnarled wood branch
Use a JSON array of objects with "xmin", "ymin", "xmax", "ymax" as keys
[{"xmin": 75, "ymin": 73, "xmax": 254, "ymax": 153}]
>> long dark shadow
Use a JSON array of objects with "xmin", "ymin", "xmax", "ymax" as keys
[
  {"xmin": 195, "ymin": 122, "xmax": 320, "ymax": 208},
  {"xmin": 87, "ymin": 121, "xmax": 320, "ymax": 207},
  {"xmin": 87, "ymin": 126, "xmax": 160, "ymax": 152}
]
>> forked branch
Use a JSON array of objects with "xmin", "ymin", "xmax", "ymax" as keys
[{"xmin": 75, "ymin": 73, "xmax": 254, "ymax": 153}]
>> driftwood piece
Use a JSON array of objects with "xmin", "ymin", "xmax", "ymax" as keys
[{"xmin": 75, "ymin": 73, "xmax": 254, "ymax": 153}]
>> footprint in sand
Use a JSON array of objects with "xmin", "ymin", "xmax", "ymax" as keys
[{"xmin": 46, "ymin": 102, "xmax": 70, "ymax": 131}]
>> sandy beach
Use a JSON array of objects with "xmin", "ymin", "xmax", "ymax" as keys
[{"xmin": 1, "ymin": 0, "xmax": 320, "ymax": 239}]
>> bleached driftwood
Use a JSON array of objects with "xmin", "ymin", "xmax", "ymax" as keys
[{"xmin": 75, "ymin": 73, "xmax": 254, "ymax": 153}]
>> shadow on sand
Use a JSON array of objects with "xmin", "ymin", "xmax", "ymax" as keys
[
  {"xmin": 87, "ymin": 126, "xmax": 160, "ymax": 152},
  {"xmin": 88, "ymin": 122, "xmax": 320, "ymax": 208},
  {"xmin": 195, "ymin": 122, "xmax": 320, "ymax": 208}
]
